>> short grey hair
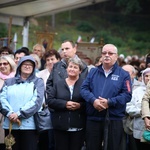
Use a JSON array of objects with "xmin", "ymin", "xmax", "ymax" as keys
[
  {"xmin": 68, "ymin": 57, "xmax": 84, "ymax": 71},
  {"xmin": 122, "ymin": 64, "xmax": 136, "ymax": 75},
  {"xmin": 102, "ymin": 44, "xmax": 118, "ymax": 54}
]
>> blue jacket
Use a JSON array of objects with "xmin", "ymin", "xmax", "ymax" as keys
[
  {"xmin": 0, "ymin": 56, "xmax": 44, "ymax": 130},
  {"xmin": 80, "ymin": 62, "xmax": 132, "ymax": 121}
]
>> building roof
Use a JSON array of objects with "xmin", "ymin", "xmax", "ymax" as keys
[{"xmin": 0, "ymin": 0, "xmax": 107, "ymax": 26}]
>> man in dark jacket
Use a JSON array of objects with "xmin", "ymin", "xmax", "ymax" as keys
[
  {"xmin": 80, "ymin": 44, "xmax": 132, "ymax": 150},
  {"xmin": 46, "ymin": 40, "xmax": 88, "ymax": 101}
]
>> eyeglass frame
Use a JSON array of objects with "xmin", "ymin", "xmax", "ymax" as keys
[
  {"xmin": 22, "ymin": 63, "xmax": 34, "ymax": 68},
  {"xmin": 101, "ymin": 51, "xmax": 117, "ymax": 56},
  {"xmin": 0, "ymin": 62, "xmax": 9, "ymax": 66}
]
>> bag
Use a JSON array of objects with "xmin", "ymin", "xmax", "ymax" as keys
[
  {"xmin": 34, "ymin": 106, "xmax": 52, "ymax": 132},
  {"xmin": 122, "ymin": 115, "xmax": 133, "ymax": 135},
  {"xmin": 143, "ymin": 130, "xmax": 150, "ymax": 142},
  {"xmin": 33, "ymin": 78, "xmax": 52, "ymax": 132}
]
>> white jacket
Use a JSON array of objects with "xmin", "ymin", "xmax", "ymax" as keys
[
  {"xmin": 36, "ymin": 68, "xmax": 50, "ymax": 89},
  {"xmin": 126, "ymin": 86, "xmax": 146, "ymax": 139}
]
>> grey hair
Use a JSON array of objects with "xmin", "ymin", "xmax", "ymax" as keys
[
  {"xmin": 68, "ymin": 57, "xmax": 84, "ymax": 71},
  {"xmin": 33, "ymin": 44, "xmax": 45, "ymax": 54},
  {"xmin": 0, "ymin": 55, "xmax": 16, "ymax": 72},
  {"xmin": 30, "ymin": 54, "xmax": 41, "ymax": 69},
  {"xmin": 102, "ymin": 44, "xmax": 118, "ymax": 54},
  {"xmin": 122, "ymin": 64, "xmax": 136, "ymax": 75}
]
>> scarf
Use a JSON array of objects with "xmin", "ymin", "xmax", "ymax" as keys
[{"xmin": 0, "ymin": 72, "xmax": 15, "ymax": 80}]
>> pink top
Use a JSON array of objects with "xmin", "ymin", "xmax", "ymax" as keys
[{"xmin": 0, "ymin": 72, "xmax": 15, "ymax": 80}]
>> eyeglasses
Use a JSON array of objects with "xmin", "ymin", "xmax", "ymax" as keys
[
  {"xmin": 22, "ymin": 63, "xmax": 33, "ymax": 67},
  {"xmin": 0, "ymin": 62, "xmax": 9, "ymax": 66},
  {"xmin": 101, "ymin": 51, "xmax": 117, "ymax": 56}
]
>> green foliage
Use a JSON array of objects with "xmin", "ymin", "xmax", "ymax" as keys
[
  {"xmin": 76, "ymin": 21, "xmax": 95, "ymax": 32},
  {"xmin": 95, "ymin": 30, "xmax": 111, "ymax": 43},
  {"xmin": 59, "ymin": 34, "xmax": 73, "ymax": 42},
  {"xmin": 0, "ymin": 23, "xmax": 7, "ymax": 37},
  {"xmin": 129, "ymin": 32, "xmax": 149, "ymax": 42},
  {"xmin": 116, "ymin": 0, "xmax": 141, "ymax": 14},
  {"xmin": 0, "ymin": 8, "xmax": 149, "ymax": 56}
]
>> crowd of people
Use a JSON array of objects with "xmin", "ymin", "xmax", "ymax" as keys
[{"xmin": 0, "ymin": 41, "xmax": 150, "ymax": 150}]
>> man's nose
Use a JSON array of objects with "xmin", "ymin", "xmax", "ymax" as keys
[
  {"xmin": 105, "ymin": 53, "xmax": 109, "ymax": 56},
  {"xmin": 63, "ymin": 49, "xmax": 66, "ymax": 53}
]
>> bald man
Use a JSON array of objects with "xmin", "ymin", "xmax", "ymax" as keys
[
  {"xmin": 122, "ymin": 64, "xmax": 143, "ymax": 91},
  {"xmin": 81, "ymin": 44, "xmax": 132, "ymax": 150}
]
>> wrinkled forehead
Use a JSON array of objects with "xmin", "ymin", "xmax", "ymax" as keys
[{"xmin": 102, "ymin": 44, "xmax": 117, "ymax": 53}]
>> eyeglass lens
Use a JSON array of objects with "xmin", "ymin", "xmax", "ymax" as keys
[
  {"xmin": 0, "ymin": 62, "xmax": 9, "ymax": 66},
  {"xmin": 102, "ymin": 52, "xmax": 116, "ymax": 55}
]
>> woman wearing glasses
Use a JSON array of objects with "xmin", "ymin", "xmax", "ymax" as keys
[
  {"xmin": 0, "ymin": 55, "xmax": 16, "ymax": 80},
  {"xmin": 0, "ymin": 55, "xmax": 16, "ymax": 150},
  {"xmin": 0, "ymin": 55, "xmax": 44, "ymax": 150}
]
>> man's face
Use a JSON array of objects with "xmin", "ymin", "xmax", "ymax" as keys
[
  {"xmin": 101, "ymin": 44, "xmax": 118, "ymax": 66},
  {"xmin": 33, "ymin": 45, "xmax": 43, "ymax": 58},
  {"xmin": 122, "ymin": 65, "xmax": 135, "ymax": 81},
  {"xmin": 61, "ymin": 41, "xmax": 76, "ymax": 60},
  {"xmin": 14, "ymin": 52, "xmax": 25, "ymax": 64}
]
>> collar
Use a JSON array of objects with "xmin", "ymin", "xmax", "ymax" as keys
[{"xmin": 102, "ymin": 65, "xmax": 113, "ymax": 77}]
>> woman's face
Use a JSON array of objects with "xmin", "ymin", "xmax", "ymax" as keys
[
  {"xmin": 67, "ymin": 62, "xmax": 81, "ymax": 77},
  {"xmin": 21, "ymin": 61, "xmax": 34, "ymax": 76},
  {"xmin": 46, "ymin": 55, "xmax": 59, "ymax": 71},
  {"xmin": 0, "ymin": 59, "xmax": 11, "ymax": 75},
  {"xmin": 0, "ymin": 51, "xmax": 9, "ymax": 56},
  {"xmin": 144, "ymin": 72, "xmax": 150, "ymax": 85}
]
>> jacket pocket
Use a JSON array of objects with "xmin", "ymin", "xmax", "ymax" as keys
[{"xmin": 51, "ymin": 112, "xmax": 68, "ymax": 130}]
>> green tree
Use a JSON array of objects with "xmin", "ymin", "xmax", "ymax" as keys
[
  {"xmin": 116, "ymin": 0, "xmax": 141, "ymax": 14},
  {"xmin": 0, "ymin": 23, "xmax": 7, "ymax": 37}
]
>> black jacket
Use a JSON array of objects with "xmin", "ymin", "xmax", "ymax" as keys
[
  {"xmin": 46, "ymin": 56, "xmax": 88, "ymax": 103},
  {"xmin": 47, "ymin": 77, "xmax": 86, "ymax": 130}
]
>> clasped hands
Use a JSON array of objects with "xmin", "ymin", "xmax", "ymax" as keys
[
  {"xmin": 66, "ymin": 101, "xmax": 80, "ymax": 111},
  {"xmin": 9, "ymin": 112, "xmax": 21, "ymax": 126},
  {"xmin": 93, "ymin": 97, "xmax": 108, "ymax": 112}
]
